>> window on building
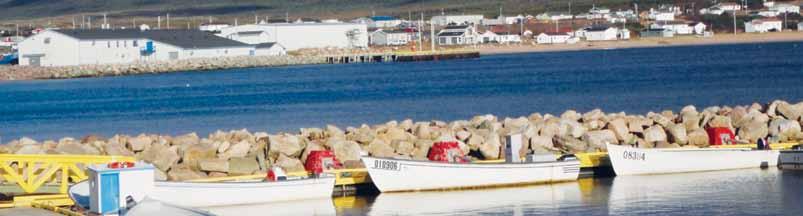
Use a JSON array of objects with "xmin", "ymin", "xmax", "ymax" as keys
[
  {"xmin": 107, "ymin": 41, "xmax": 111, "ymax": 48},
  {"xmin": 224, "ymin": 50, "xmax": 229, "ymax": 54},
  {"xmin": 44, "ymin": 38, "xmax": 50, "ymax": 44},
  {"xmin": 92, "ymin": 40, "xmax": 96, "ymax": 46},
  {"xmin": 116, "ymin": 41, "xmax": 120, "ymax": 48},
  {"xmin": 133, "ymin": 40, "xmax": 138, "ymax": 47}
]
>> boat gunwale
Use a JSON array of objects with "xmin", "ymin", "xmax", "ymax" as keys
[{"xmin": 361, "ymin": 156, "xmax": 580, "ymax": 169}]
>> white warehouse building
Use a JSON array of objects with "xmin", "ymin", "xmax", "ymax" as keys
[
  {"xmin": 18, "ymin": 29, "xmax": 259, "ymax": 67},
  {"xmin": 217, "ymin": 23, "xmax": 368, "ymax": 51}
]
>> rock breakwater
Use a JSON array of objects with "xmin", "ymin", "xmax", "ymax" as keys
[{"xmin": 2, "ymin": 100, "xmax": 802, "ymax": 181}]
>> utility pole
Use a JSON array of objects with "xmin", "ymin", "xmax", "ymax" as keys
[
  {"xmin": 72, "ymin": 17, "xmax": 76, "ymax": 29},
  {"xmin": 784, "ymin": 12, "xmax": 788, "ymax": 31},
  {"xmin": 167, "ymin": 13, "xmax": 171, "ymax": 29},
  {"xmin": 732, "ymin": 10, "xmax": 737, "ymax": 35},
  {"xmin": 431, "ymin": 19, "xmax": 435, "ymax": 52},
  {"xmin": 419, "ymin": 12, "xmax": 424, "ymax": 51},
  {"xmin": 158, "ymin": 16, "xmax": 162, "ymax": 29}
]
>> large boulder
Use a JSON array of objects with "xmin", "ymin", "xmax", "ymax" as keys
[
  {"xmin": 229, "ymin": 157, "xmax": 261, "ymax": 175},
  {"xmin": 199, "ymin": 158, "xmax": 229, "ymax": 173},
  {"xmin": 456, "ymin": 130, "xmax": 472, "ymax": 142},
  {"xmin": 268, "ymin": 134, "xmax": 304, "ymax": 158},
  {"xmin": 667, "ymin": 124, "xmax": 688, "ymax": 145},
  {"xmin": 273, "ymin": 154, "xmax": 305, "ymax": 173},
  {"xmin": 582, "ymin": 130, "xmax": 618, "ymax": 150},
  {"xmin": 350, "ymin": 127, "xmax": 375, "ymax": 144},
  {"xmin": 582, "ymin": 109, "xmax": 605, "ymax": 123},
  {"xmin": 330, "ymin": 139, "xmax": 363, "ymax": 162},
  {"xmin": 561, "ymin": 110, "xmax": 582, "ymax": 121},
  {"xmin": 152, "ymin": 146, "xmax": 181, "ymax": 172},
  {"xmin": 644, "ymin": 125, "xmax": 667, "ymax": 143},
  {"xmin": 172, "ymin": 133, "xmax": 200, "ymax": 146},
  {"xmin": 687, "ymin": 128, "xmax": 710, "ymax": 147},
  {"xmin": 127, "ymin": 135, "xmax": 152, "ymax": 152},
  {"xmin": 220, "ymin": 140, "xmax": 252, "ymax": 159},
  {"xmin": 681, "ymin": 112, "xmax": 701, "ymax": 131},
  {"xmin": 168, "ymin": 166, "xmax": 207, "ymax": 181},
  {"xmin": 478, "ymin": 132, "xmax": 502, "ymax": 159},
  {"xmin": 391, "ymin": 140, "xmax": 415, "ymax": 156},
  {"xmin": 559, "ymin": 119, "xmax": 586, "ymax": 138},
  {"xmin": 14, "ymin": 144, "xmax": 45, "ymax": 154},
  {"xmin": 466, "ymin": 134, "xmax": 484, "ymax": 150},
  {"xmin": 776, "ymin": 101, "xmax": 803, "ymax": 121},
  {"xmin": 554, "ymin": 135, "xmax": 587, "ymax": 153},
  {"xmin": 300, "ymin": 141, "xmax": 326, "ymax": 162},
  {"xmin": 707, "ymin": 115, "xmax": 733, "ymax": 130},
  {"xmin": 737, "ymin": 121, "xmax": 769, "ymax": 143},
  {"xmin": 367, "ymin": 139, "xmax": 396, "ymax": 158},
  {"xmin": 530, "ymin": 135, "xmax": 558, "ymax": 152},
  {"xmin": 301, "ymin": 128, "xmax": 325, "ymax": 140},
  {"xmin": 768, "ymin": 119, "xmax": 802, "ymax": 142},
  {"xmin": 55, "ymin": 139, "xmax": 100, "ymax": 155},
  {"xmin": 104, "ymin": 139, "xmax": 134, "ymax": 156},
  {"xmin": 182, "ymin": 143, "xmax": 218, "ymax": 171},
  {"xmin": 606, "ymin": 118, "xmax": 630, "ymax": 141},
  {"xmin": 325, "ymin": 125, "xmax": 345, "ymax": 138},
  {"xmin": 19, "ymin": 137, "xmax": 38, "ymax": 146},
  {"xmin": 413, "ymin": 123, "xmax": 434, "ymax": 140},
  {"xmin": 655, "ymin": 141, "xmax": 681, "ymax": 149}
]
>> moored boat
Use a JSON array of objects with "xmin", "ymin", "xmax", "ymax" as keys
[
  {"xmin": 779, "ymin": 145, "xmax": 803, "ymax": 170},
  {"xmin": 607, "ymin": 143, "xmax": 780, "ymax": 176},
  {"xmin": 362, "ymin": 156, "xmax": 580, "ymax": 192}
]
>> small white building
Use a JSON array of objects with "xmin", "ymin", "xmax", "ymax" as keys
[
  {"xmin": 431, "ymin": 15, "xmax": 484, "ymax": 26},
  {"xmin": 495, "ymin": 33, "xmax": 521, "ymax": 44},
  {"xmin": 649, "ymin": 9, "xmax": 675, "ymax": 21},
  {"xmin": 584, "ymin": 26, "xmax": 620, "ymax": 41},
  {"xmin": 799, "ymin": 22, "xmax": 803, "ymax": 31},
  {"xmin": 254, "ymin": 42, "xmax": 287, "ymax": 56},
  {"xmin": 218, "ymin": 23, "xmax": 369, "ymax": 51},
  {"xmin": 353, "ymin": 16, "xmax": 404, "ymax": 28},
  {"xmin": 745, "ymin": 18, "xmax": 783, "ymax": 33},
  {"xmin": 714, "ymin": 2, "xmax": 742, "ymax": 11},
  {"xmin": 479, "ymin": 31, "xmax": 498, "ymax": 43},
  {"xmin": 690, "ymin": 22, "xmax": 708, "ymax": 34},
  {"xmin": 370, "ymin": 29, "xmax": 411, "ymax": 46},
  {"xmin": 757, "ymin": 10, "xmax": 782, "ymax": 17},
  {"xmin": 17, "ymin": 29, "xmax": 257, "ymax": 67},
  {"xmin": 199, "ymin": 23, "xmax": 230, "ymax": 33},
  {"xmin": 590, "ymin": 6, "xmax": 611, "ymax": 15},
  {"xmin": 651, "ymin": 22, "xmax": 693, "ymax": 34},
  {"xmin": 436, "ymin": 25, "xmax": 479, "ymax": 45},
  {"xmin": 536, "ymin": 12, "xmax": 573, "ymax": 21},
  {"xmin": 536, "ymin": 32, "xmax": 571, "ymax": 44},
  {"xmin": 770, "ymin": 3, "xmax": 800, "ymax": 14},
  {"xmin": 700, "ymin": 7, "xmax": 726, "ymax": 15}
]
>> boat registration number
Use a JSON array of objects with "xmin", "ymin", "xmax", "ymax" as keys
[
  {"xmin": 623, "ymin": 151, "xmax": 646, "ymax": 161},
  {"xmin": 373, "ymin": 160, "xmax": 401, "ymax": 171}
]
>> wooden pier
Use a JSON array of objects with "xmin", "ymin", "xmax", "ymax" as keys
[{"xmin": 325, "ymin": 50, "xmax": 480, "ymax": 64}]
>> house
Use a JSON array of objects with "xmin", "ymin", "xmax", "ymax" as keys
[
  {"xmin": 17, "ymin": 29, "xmax": 258, "ymax": 67},
  {"xmin": 799, "ymin": 22, "xmax": 803, "ymax": 31},
  {"xmin": 745, "ymin": 18, "xmax": 783, "ymax": 33},
  {"xmin": 495, "ymin": 33, "xmax": 522, "ymax": 44},
  {"xmin": 479, "ymin": 31, "xmax": 498, "ymax": 43},
  {"xmin": 618, "ymin": 29, "xmax": 631, "ymax": 40},
  {"xmin": 431, "ymin": 15, "xmax": 484, "ymax": 26},
  {"xmin": 651, "ymin": 21, "xmax": 694, "ymax": 34},
  {"xmin": 536, "ymin": 12, "xmax": 573, "ymax": 21},
  {"xmin": 714, "ymin": 2, "xmax": 742, "ymax": 11},
  {"xmin": 254, "ymin": 42, "xmax": 287, "ymax": 56},
  {"xmin": 370, "ymin": 29, "xmax": 411, "ymax": 46},
  {"xmin": 690, "ymin": 22, "xmax": 708, "ymax": 34},
  {"xmin": 536, "ymin": 32, "xmax": 571, "ymax": 44},
  {"xmin": 649, "ymin": 9, "xmax": 675, "ymax": 21},
  {"xmin": 481, "ymin": 17, "xmax": 506, "ymax": 26},
  {"xmin": 436, "ymin": 25, "xmax": 479, "ymax": 45},
  {"xmin": 590, "ymin": 6, "xmax": 611, "ymax": 15},
  {"xmin": 699, "ymin": 7, "xmax": 726, "ymax": 15},
  {"xmin": 583, "ymin": 26, "xmax": 619, "ymax": 41},
  {"xmin": 218, "ymin": 23, "xmax": 368, "ymax": 50},
  {"xmin": 770, "ymin": 3, "xmax": 800, "ymax": 14},
  {"xmin": 504, "ymin": 15, "xmax": 526, "ymax": 24},
  {"xmin": 756, "ymin": 10, "xmax": 781, "ymax": 17},
  {"xmin": 640, "ymin": 28, "xmax": 675, "ymax": 38},
  {"xmin": 357, "ymin": 16, "xmax": 405, "ymax": 28}
]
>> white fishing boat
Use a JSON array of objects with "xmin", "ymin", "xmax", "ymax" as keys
[
  {"xmin": 69, "ymin": 176, "xmax": 336, "ymax": 208},
  {"xmin": 779, "ymin": 145, "xmax": 803, "ymax": 170},
  {"xmin": 607, "ymin": 143, "xmax": 780, "ymax": 176},
  {"xmin": 361, "ymin": 156, "xmax": 581, "ymax": 192}
]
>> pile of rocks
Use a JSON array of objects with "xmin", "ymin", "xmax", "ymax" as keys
[
  {"xmin": 0, "ymin": 54, "xmax": 328, "ymax": 81},
  {"xmin": 2, "ymin": 100, "xmax": 802, "ymax": 181}
]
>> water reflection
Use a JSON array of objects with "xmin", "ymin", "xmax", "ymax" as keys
[{"xmin": 201, "ymin": 169, "xmax": 802, "ymax": 215}]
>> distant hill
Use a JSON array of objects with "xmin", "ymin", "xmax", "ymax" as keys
[{"xmin": 0, "ymin": 0, "xmax": 691, "ymax": 22}]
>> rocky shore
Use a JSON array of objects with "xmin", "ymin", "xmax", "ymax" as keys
[
  {"xmin": 2, "ymin": 100, "xmax": 802, "ymax": 181},
  {"xmin": 0, "ymin": 54, "xmax": 328, "ymax": 81}
]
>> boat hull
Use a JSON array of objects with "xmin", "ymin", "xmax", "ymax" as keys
[
  {"xmin": 361, "ymin": 157, "xmax": 580, "ymax": 192},
  {"xmin": 149, "ymin": 177, "xmax": 335, "ymax": 207},
  {"xmin": 607, "ymin": 144, "xmax": 780, "ymax": 176},
  {"xmin": 780, "ymin": 150, "xmax": 803, "ymax": 170}
]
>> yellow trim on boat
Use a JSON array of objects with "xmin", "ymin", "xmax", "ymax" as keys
[{"xmin": 574, "ymin": 152, "xmax": 609, "ymax": 168}]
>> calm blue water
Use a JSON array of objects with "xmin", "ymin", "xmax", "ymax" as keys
[{"xmin": 2, "ymin": 42, "xmax": 803, "ymax": 141}]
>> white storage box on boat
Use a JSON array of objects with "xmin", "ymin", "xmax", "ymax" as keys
[{"xmin": 88, "ymin": 162, "xmax": 155, "ymax": 215}]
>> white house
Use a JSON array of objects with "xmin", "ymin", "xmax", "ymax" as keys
[
  {"xmin": 370, "ymin": 29, "xmax": 411, "ymax": 46},
  {"xmin": 218, "ymin": 23, "xmax": 368, "ymax": 51},
  {"xmin": 714, "ymin": 2, "xmax": 742, "ymax": 11},
  {"xmin": 770, "ymin": 3, "xmax": 800, "ymax": 14},
  {"xmin": 536, "ymin": 32, "xmax": 571, "ymax": 44},
  {"xmin": 504, "ymin": 15, "xmax": 526, "ymax": 24},
  {"xmin": 436, "ymin": 25, "xmax": 479, "ymax": 45},
  {"xmin": 700, "ymin": 7, "xmax": 726, "ymax": 15},
  {"xmin": 199, "ymin": 23, "xmax": 230, "ymax": 33},
  {"xmin": 479, "ymin": 31, "xmax": 498, "ymax": 43},
  {"xmin": 799, "ymin": 22, "xmax": 803, "ymax": 31},
  {"xmin": 757, "ymin": 10, "xmax": 781, "ymax": 17},
  {"xmin": 536, "ymin": 12, "xmax": 573, "ymax": 21},
  {"xmin": 745, "ymin": 18, "xmax": 783, "ymax": 33},
  {"xmin": 353, "ymin": 16, "xmax": 404, "ymax": 28},
  {"xmin": 651, "ymin": 22, "xmax": 696, "ymax": 34},
  {"xmin": 431, "ymin": 15, "xmax": 484, "ymax": 26},
  {"xmin": 649, "ymin": 9, "xmax": 675, "ymax": 21},
  {"xmin": 690, "ymin": 22, "xmax": 708, "ymax": 34},
  {"xmin": 590, "ymin": 6, "xmax": 611, "ymax": 15},
  {"xmin": 583, "ymin": 26, "xmax": 620, "ymax": 41},
  {"xmin": 17, "ymin": 29, "xmax": 258, "ymax": 67},
  {"xmin": 495, "ymin": 33, "xmax": 521, "ymax": 44}
]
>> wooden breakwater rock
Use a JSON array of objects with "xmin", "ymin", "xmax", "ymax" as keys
[{"xmin": 2, "ymin": 100, "xmax": 802, "ymax": 182}]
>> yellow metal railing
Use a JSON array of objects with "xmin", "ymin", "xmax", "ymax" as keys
[
  {"xmin": 711, "ymin": 142, "xmax": 800, "ymax": 150},
  {"xmin": 0, "ymin": 154, "xmax": 135, "ymax": 194}
]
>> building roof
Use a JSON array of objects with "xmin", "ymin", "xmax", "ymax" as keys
[
  {"xmin": 255, "ymin": 42, "xmax": 279, "ymax": 49},
  {"xmin": 444, "ymin": 25, "xmax": 470, "ymax": 30},
  {"xmin": 585, "ymin": 25, "xmax": 612, "ymax": 32},
  {"xmin": 53, "ymin": 29, "xmax": 251, "ymax": 49},
  {"xmin": 541, "ymin": 32, "xmax": 569, "ymax": 36}
]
